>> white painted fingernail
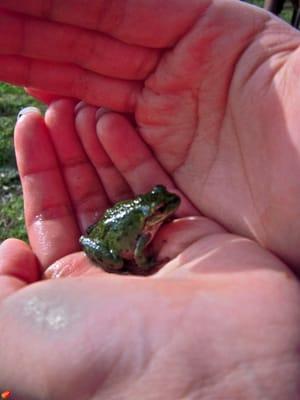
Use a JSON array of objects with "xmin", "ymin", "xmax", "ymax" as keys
[
  {"xmin": 96, "ymin": 107, "xmax": 111, "ymax": 121},
  {"xmin": 17, "ymin": 106, "xmax": 41, "ymax": 120},
  {"xmin": 75, "ymin": 101, "xmax": 87, "ymax": 114}
]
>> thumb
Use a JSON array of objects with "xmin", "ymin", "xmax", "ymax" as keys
[{"xmin": 0, "ymin": 239, "xmax": 40, "ymax": 300}]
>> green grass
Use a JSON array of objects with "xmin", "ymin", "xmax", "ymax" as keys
[
  {"xmin": 248, "ymin": 0, "xmax": 293, "ymax": 21},
  {"xmin": 0, "ymin": 83, "xmax": 43, "ymax": 243}
]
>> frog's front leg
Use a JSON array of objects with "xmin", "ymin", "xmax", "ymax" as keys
[
  {"xmin": 129, "ymin": 233, "xmax": 156, "ymax": 275},
  {"xmin": 79, "ymin": 236, "xmax": 124, "ymax": 272}
]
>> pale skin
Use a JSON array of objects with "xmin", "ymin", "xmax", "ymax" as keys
[
  {"xmin": 1, "ymin": 0, "xmax": 300, "ymax": 266},
  {"xmin": 0, "ymin": 0, "xmax": 300, "ymax": 398},
  {"xmin": 0, "ymin": 100, "xmax": 300, "ymax": 399}
]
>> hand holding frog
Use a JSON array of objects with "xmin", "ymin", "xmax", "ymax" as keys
[
  {"xmin": 0, "ymin": 100, "xmax": 300, "ymax": 398},
  {"xmin": 1, "ymin": 0, "xmax": 300, "ymax": 267}
]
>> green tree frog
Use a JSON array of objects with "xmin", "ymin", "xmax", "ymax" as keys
[{"xmin": 79, "ymin": 185, "xmax": 180, "ymax": 275}]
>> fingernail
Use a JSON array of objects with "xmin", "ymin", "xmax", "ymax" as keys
[
  {"xmin": 17, "ymin": 106, "xmax": 41, "ymax": 120},
  {"xmin": 96, "ymin": 107, "xmax": 111, "ymax": 121},
  {"xmin": 75, "ymin": 101, "xmax": 87, "ymax": 114}
]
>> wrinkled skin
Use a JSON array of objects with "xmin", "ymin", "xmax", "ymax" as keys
[
  {"xmin": 0, "ymin": 0, "xmax": 300, "ymax": 398},
  {"xmin": 0, "ymin": 100, "xmax": 299, "ymax": 399},
  {"xmin": 1, "ymin": 1, "xmax": 300, "ymax": 266}
]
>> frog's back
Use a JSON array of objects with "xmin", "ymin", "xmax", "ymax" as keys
[
  {"xmin": 89, "ymin": 198, "xmax": 146, "ymax": 254},
  {"xmin": 103, "ymin": 198, "xmax": 145, "ymax": 226}
]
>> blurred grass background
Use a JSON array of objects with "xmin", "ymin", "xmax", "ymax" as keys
[
  {"xmin": 249, "ymin": 0, "xmax": 293, "ymax": 20},
  {"xmin": 0, "ymin": 1, "xmax": 294, "ymax": 242},
  {"xmin": 0, "ymin": 84, "xmax": 43, "ymax": 241}
]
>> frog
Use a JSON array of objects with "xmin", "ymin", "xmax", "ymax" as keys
[{"xmin": 79, "ymin": 185, "xmax": 180, "ymax": 275}]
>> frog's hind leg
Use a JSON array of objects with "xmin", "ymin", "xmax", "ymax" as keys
[
  {"xmin": 79, "ymin": 237, "xmax": 124, "ymax": 272},
  {"xmin": 127, "ymin": 233, "xmax": 156, "ymax": 275}
]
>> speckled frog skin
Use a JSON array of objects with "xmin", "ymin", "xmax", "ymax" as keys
[{"xmin": 79, "ymin": 185, "xmax": 180, "ymax": 275}]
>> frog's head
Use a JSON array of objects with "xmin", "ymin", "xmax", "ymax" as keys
[{"xmin": 144, "ymin": 185, "xmax": 180, "ymax": 226}]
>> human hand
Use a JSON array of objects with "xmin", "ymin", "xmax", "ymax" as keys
[
  {"xmin": 1, "ymin": 1, "xmax": 300, "ymax": 266},
  {"xmin": 0, "ymin": 100, "xmax": 300, "ymax": 399}
]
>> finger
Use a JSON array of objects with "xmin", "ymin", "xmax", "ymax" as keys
[
  {"xmin": 14, "ymin": 108, "xmax": 81, "ymax": 268},
  {"xmin": 75, "ymin": 104, "xmax": 133, "ymax": 203},
  {"xmin": 96, "ymin": 112, "xmax": 198, "ymax": 216},
  {"xmin": 157, "ymin": 230, "xmax": 291, "ymax": 279},
  {"xmin": 0, "ymin": 239, "xmax": 40, "ymax": 300},
  {"xmin": 0, "ymin": 55, "xmax": 141, "ymax": 111},
  {"xmin": 25, "ymin": 87, "xmax": 73, "ymax": 104},
  {"xmin": 0, "ymin": 0, "xmax": 206, "ymax": 47},
  {"xmin": 0, "ymin": 9, "xmax": 159, "ymax": 80},
  {"xmin": 44, "ymin": 99, "xmax": 110, "ymax": 231},
  {"xmin": 0, "ymin": 239, "xmax": 40, "ymax": 283},
  {"xmin": 151, "ymin": 216, "xmax": 225, "ymax": 271},
  {"xmin": 44, "ymin": 252, "xmax": 107, "ymax": 279}
]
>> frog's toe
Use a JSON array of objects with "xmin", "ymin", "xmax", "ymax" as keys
[{"xmin": 126, "ymin": 257, "xmax": 157, "ymax": 276}]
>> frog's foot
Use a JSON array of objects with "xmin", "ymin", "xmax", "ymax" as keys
[
  {"xmin": 125, "ymin": 255, "xmax": 156, "ymax": 276},
  {"xmin": 79, "ymin": 236, "xmax": 124, "ymax": 272},
  {"xmin": 127, "ymin": 255, "xmax": 173, "ymax": 275}
]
